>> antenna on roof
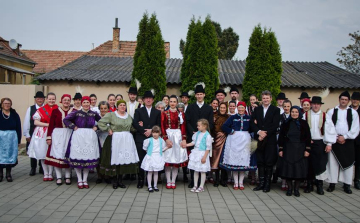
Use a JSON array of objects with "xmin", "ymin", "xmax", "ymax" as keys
[{"xmin": 9, "ymin": 39, "xmax": 18, "ymax": 49}]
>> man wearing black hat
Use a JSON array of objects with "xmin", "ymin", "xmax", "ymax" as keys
[
  {"xmin": 303, "ymin": 96, "xmax": 327, "ymax": 195},
  {"xmin": 215, "ymin": 89, "xmax": 227, "ymax": 104},
  {"xmin": 350, "ymin": 92, "xmax": 360, "ymax": 189},
  {"xmin": 23, "ymin": 91, "xmax": 45, "ymax": 176},
  {"xmin": 127, "ymin": 87, "xmax": 139, "ymax": 118},
  {"xmin": 251, "ymin": 90, "xmax": 280, "ymax": 193},
  {"xmin": 276, "ymin": 92, "xmax": 287, "ymax": 114},
  {"xmin": 180, "ymin": 92, "xmax": 190, "ymax": 113},
  {"xmin": 229, "ymin": 87, "xmax": 240, "ymax": 113},
  {"xmin": 324, "ymin": 91, "xmax": 359, "ymax": 194},
  {"xmin": 298, "ymin": 92, "xmax": 311, "ymax": 107},
  {"xmin": 185, "ymin": 83, "xmax": 214, "ymax": 188},
  {"xmin": 133, "ymin": 90, "xmax": 161, "ymax": 188},
  {"xmin": 72, "ymin": 93, "xmax": 82, "ymax": 110}
]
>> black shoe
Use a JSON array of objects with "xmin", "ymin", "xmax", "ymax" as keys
[
  {"xmin": 104, "ymin": 178, "xmax": 112, "ymax": 184},
  {"xmin": 327, "ymin": 183, "xmax": 335, "ymax": 192},
  {"xmin": 344, "ymin": 184, "xmax": 352, "ymax": 194},
  {"xmin": 65, "ymin": 178, "xmax": 72, "ymax": 185},
  {"xmin": 304, "ymin": 181, "xmax": 313, "ymax": 193},
  {"xmin": 253, "ymin": 177, "xmax": 265, "ymax": 191},
  {"xmin": 123, "ymin": 174, "xmax": 131, "ymax": 180},
  {"xmin": 354, "ymin": 180, "xmax": 360, "ymax": 190},
  {"xmin": 154, "ymin": 187, "xmax": 159, "ymax": 192},
  {"xmin": 316, "ymin": 180, "xmax": 324, "ymax": 195},
  {"xmin": 183, "ymin": 174, "xmax": 189, "ymax": 183},
  {"xmin": 294, "ymin": 189, "xmax": 300, "ymax": 197},
  {"xmin": 0, "ymin": 175, "xmax": 3, "ymax": 182},
  {"xmin": 286, "ymin": 189, "xmax": 292, "ymax": 196},
  {"xmin": 213, "ymin": 181, "xmax": 219, "ymax": 187},
  {"xmin": 220, "ymin": 181, "xmax": 228, "ymax": 187},
  {"xmin": 29, "ymin": 168, "xmax": 36, "ymax": 176},
  {"xmin": 96, "ymin": 178, "xmax": 103, "ymax": 184},
  {"xmin": 263, "ymin": 178, "xmax": 271, "ymax": 193},
  {"xmin": 137, "ymin": 180, "xmax": 144, "ymax": 189},
  {"xmin": 188, "ymin": 181, "xmax": 194, "ymax": 188},
  {"xmin": 56, "ymin": 178, "xmax": 63, "ymax": 186},
  {"xmin": 130, "ymin": 174, "xmax": 136, "ymax": 181},
  {"xmin": 118, "ymin": 182, "xmax": 126, "ymax": 188},
  {"xmin": 6, "ymin": 175, "xmax": 13, "ymax": 182},
  {"xmin": 113, "ymin": 178, "xmax": 118, "ymax": 189},
  {"xmin": 148, "ymin": 187, "xmax": 154, "ymax": 193},
  {"xmin": 272, "ymin": 173, "xmax": 278, "ymax": 184}
]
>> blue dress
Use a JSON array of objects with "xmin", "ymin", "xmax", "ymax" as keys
[{"xmin": 0, "ymin": 109, "xmax": 21, "ymax": 167}]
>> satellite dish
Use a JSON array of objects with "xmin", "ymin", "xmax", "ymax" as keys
[{"xmin": 9, "ymin": 39, "xmax": 18, "ymax": 49}]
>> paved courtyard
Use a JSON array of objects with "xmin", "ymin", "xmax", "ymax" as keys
[{"xmin": 1, "ymin": 156, "xmax": 360, "ymax": 223}]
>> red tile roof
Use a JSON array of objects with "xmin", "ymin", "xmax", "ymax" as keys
[
  {"xmin": 0, "ymin": 36, "xmax": 35, "ymax": 64},
  {"xmin": 87, "ymin": 40, "xmax": 170, "ymax": 58},
  {"xmin": 22, "ymin": 50, "xmax": 85, "ymax": 74}
]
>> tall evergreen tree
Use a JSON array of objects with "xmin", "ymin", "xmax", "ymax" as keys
[
  {"xmin": 131, "ymin": 12, "xmax": 166, "ymax": 103},
  {"xmin": 242, "ymin": 25, "xmax": 282, "ymax": 105},
  {"xmin": 180, "ymin": 16, "xmax": 219, "ymax": 104},
  {"xmin": 180, "ymin": 17, "xmax": 195, "ymax": 84}
]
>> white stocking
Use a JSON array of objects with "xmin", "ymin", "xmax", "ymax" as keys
[
  {"xmin": 48, "ymin": 165, "xmax": 54, "ymax": 177},
  {"xmin": 239, "ymin": 172, "xmax": 245, "ymax": 185},
  {"xmin": 147, "ymin": 171, "xmax": 153, "ymax": 188},
  {"xmin": 83, "ymin": 168, "xmax": 89, "ymax": 183},
  {"xmin": 200, "ymin": 172, "xmax": 206, "ymax": 188},
  {"xmin": 40, "ymin": 160, "xmax": 49, "ymax": 177},
  {"xmin": 165, "ymin": 166, "xmax": 171, "ymax": 184},
  {"xmin": 54, "ymin": 167, "xmax": 62, "ymax": 179},
  {"xmin": 75, "ymin": 168, "xmax": 83, "ymax": 182},
  {"xmin": 171, "ymin": 167, "xmax": 178, "ymax": 183},
  {"xmin": 194, "ymin": 171, "xmax": 199, "ymax": 187},
  {"xmin": 153, "ymin": 172, "xmax": 158, "ymax": 188},
  {"xmin": 233, "ymin": 171, "xmax": 239, "ymax": 185},
  {"xmin": 65, "ymin": 168, "xmax": 71, "ymax": 178}
]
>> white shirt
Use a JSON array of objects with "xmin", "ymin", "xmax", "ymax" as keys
[
  {"xmin": 324, "ymin": 106, "xmax": 360, "ymax": 145},
  {"xmin": 145, "ymin": 106, "xmax": 152, "ymax": 117},
  {"xmin": 197, "ymin": 101, "xmax": 204, "ymax": 108},
  {"xmin": 23, "ymin": 104, "xmax": 43, "ymax": 138},
  {"xmin": 278, "ymin": 106, "xmax": 284, "ymax": 115},
  {"xmin": 184, "ymin": 104, "xmax": 188, "ymax": 113},
  {"xmin": 310, "ymin": 110, "xmax": 323, "ymax": 140},
  {"xmin": 142, "ymin": 137, "xmax": 166, "ymax": 155},
  {"xmin": 192, "ymin": 132, "xmax": 213, "ymax": 151},
  {"xmin": 91, "ymin": 106, "xmax": 100, "ymax": 114},
  {"xmin": 128, "ymin": 101, "xmax": 137, "ymax": 118},
  {"xmin": 263, "ymin": 104, "xmax": 270, "ymax": 118}
]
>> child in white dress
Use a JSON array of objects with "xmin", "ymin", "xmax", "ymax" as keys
[
  {"xmin": 141, "ymin": 126, "xmax": 169, "ymax": 192},
  {"xmin": 186, "ymin": 119, "xmax": 212, "ymax": 193}
]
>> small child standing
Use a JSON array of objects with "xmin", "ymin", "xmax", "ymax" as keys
[
  {"xmin": 141, "ymin": 126, "xmax": 169, "ymax": 192},
  {"xmin": 186, "ymin": 119, "xmax": 212, "ymax": 193}
]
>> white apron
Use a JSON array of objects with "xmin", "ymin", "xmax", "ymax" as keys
[
  {"xmin": 69, "ymin": 128, "xmax": 99, "ymax": 160},
  {"xmin": 163, "ymin": 129, "xmax": 188, "ymax": 164},
  {"xmin": 223, "ymin": 131, "xmax": 251, "ymax": 167},
  {"xmin": 98, "ymin": 131, "xmax": 109, "ymax": 148},
  {"xmin": 111, "ymin": 131, "xmax": 139, "ymax": 165},
  {"xmin": 50, "ymin": 128, "xmax": 73, "ymax": 159},
  {"xmin": 28, "ymin": 126, "xmax": 48, "ymax": 159}
]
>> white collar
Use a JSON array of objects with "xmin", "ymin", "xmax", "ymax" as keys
[
  {"xmin": 311, "ymin": 110, "xmax": 322, "ymax": 115},
  {"xmin": 115, "ymin": 111, "xmax": 128, "ymax": 119},
  {"xmin": 129, "ymin": 100, "xmax": 136, "ymax": 105}
]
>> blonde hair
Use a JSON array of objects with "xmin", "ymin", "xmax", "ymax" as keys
[
  {"xmin": 152, "ymin": 125, "xmax": 161, "ymax": 134},
  {"xmin": 197, "ymin": 119, "xmax": 210, "ymax": 133}
]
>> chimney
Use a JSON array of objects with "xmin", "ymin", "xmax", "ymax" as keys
[{"xmin": 112, "ymin": 18, "xmax": 120, "ymax": 52}]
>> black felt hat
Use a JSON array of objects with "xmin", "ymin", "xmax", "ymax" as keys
[
  {"xmin": 276, "ymin": 92, "xmax": 288, "ymax": 100},
  {"xmin": 215, "ymin": 89, "xmax": 227, "ymax": 97},
  {"xmin": 298, "ymin": 92, "xmax": 311, "ymax": 99},
  {"xmin": 34, "ymin": 91, "xmax": 45, "ymax": 98},
  {"xmin": 339, "ymin": 91, "xmax": 350, "ymax": 100},
  {"xmin": 180, "ymin": 92, "xmax": 190, "ymax": 98},
  {"xmin": 351, "ymin": 92, "xmax": 360, "ymax": 100},
  {"xmin": 230, "ymin": 87, "xmax": 239, "ymax": 93},
  {"xmin": 127, "ymin": 87, "xmax": 138, "ymax": 95},
  {"xmin": 73, "ymin": 92, "xmax": 82, "ymax": 100},
  {"xmin": 143, "ymin": 91, "xmax": 155, "ymax": 99},
  {"xmin": 194, "ymin": 84, "xmax": 205, "ymax": 94},
  {"xmin": 310, "ymin": 96, "xmax": 324, "ymax": 104}
]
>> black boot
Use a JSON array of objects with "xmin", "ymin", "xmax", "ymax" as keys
[
  {"xmin": 0, "ymin": 168, "xmax": 3, "ymax": 182},
  {"xmin": 344, "ymin": 184, "xmax": 352, "ymax": 194},
  {"xmin": 5, "ymin": 168, "xmax": 12, "ymax": 182},
  {"xmin": 182, "ymin": 166, "xmax": 189, "ymax": 183},
  {"xmin": 118, "ymin": 175, "xmax": 126, "ymax": 188},
  {"xmin": 354, "ymin": 180, "xmax": 360, "ymax": 190},
  {"xmin": 327, "ymin": 183, "xmax": 335, "ymax": 192},
  {"xmin": 213, "ymin": 170, "xmax": 219, "ymax": 187},
  {"xmin": 272, "ymin": 173, "xmax": 278, "ymax": 183},
  {"xmin": 253, "ymin": 167, "xmax": 265, "ymax": 191},
  {"xmin": 304, "ymin": 180, "xmax": 313, "ymax": 193},
  {"xmin": 294, "ymin": 180, "xmax": 300, "ymax": 197},
  {"xmin": 316, "ymin": 180, "xmax": 325, "ymax": 195},
  {"xmin": 137, "ymin": 175, "xmax": 144, "ymax": 189},
  {"xmin": 263, "ymin": 168, "xmax": 272, "ymax": 192},
  {"xmin": 286, "ymin": 180, "xmax": 293, "ymax": 196},
  {"xmin": 112, "ymin": 176, "xmax": 118, "ymax": 189},
  {"xmin": 188, "ymin": 169, "xmax": 194, "ymax": 188},
  {"xmin": 220, "ymin": 169, "xmax": 228, "ymax": 187}
]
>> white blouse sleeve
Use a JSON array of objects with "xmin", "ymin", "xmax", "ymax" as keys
[
  {"xmin": 143, "ymin": 138, "xmax": 150, "ymax": 151},
  {"xmin": 324, "ymin": 109, "xmax": 337, "ymax": 145},
  {"xmin": 191, "ymin": 132, "xmax": 197, "ymax": 144},
  {"xmin": 23, "ymin": 107, "xmax": 31, "ymax": 137},
  {"xmin": 206, "ymin": 134, "xmax": 213, "ymax": 151},
  {"xmin": 160, "ymin": 138, "xmax": 166, "ymax": 149},
  {"xmin": 32, "ymin": 111, "xmax": 42, "ymax": 121},
  {"xmin": 344, "ymin": 109, "xmax": 360, "ymax": 140}
]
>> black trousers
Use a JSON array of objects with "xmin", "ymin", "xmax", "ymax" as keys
[
  {"xmin": 256, "ymin": 142, "xmax": 278, "ymax": 170},
  {"xmin": 355, "ymin": 144, "xmax": 360, "ymax": 180},
  {"xmin": 136, "ymin": 142, "xmax": 146, "ymax": 181},
  {"xmin": 308, "ymin": 140, "xmax": 327, "ymax": 180}
]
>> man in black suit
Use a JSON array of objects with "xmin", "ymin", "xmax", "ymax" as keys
[
  {"xmin": 133, "ymin": 90, "xmax": 161, "ymax": 188},
  {"xmin": 350, "ymin": 92, "xmax": 360, "ymax": 190},
  {"xmin": 185, "ymin": 83, "xmax": 214, "ymax": 188},
  {"xmin": 251, "ymin": 90, "xmax": 280, "ymax": 192}
]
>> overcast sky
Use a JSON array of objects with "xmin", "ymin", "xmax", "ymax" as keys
[{"xmin": 1, "ymin": 0, "xmax": 359, "ymax": 66}]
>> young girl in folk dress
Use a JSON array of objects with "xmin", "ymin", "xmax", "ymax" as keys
[
  {"xmin": 141, "ymin": 126, "xmax": 169, "ymax": 192},
  {"xmin": 28, "ymin": 92, "xmax": 58, "ymax": 181},
  {"xmin": 186, "ymin": 119, "xmax": 213, "ymax": 193}
]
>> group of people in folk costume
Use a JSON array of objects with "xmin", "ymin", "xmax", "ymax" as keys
[{"xmin": 1, "ymin": 81, "xmax": 360, "ymax": 196}]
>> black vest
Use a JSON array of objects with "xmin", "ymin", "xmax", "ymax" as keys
[
  {"xmin": 29, "ymin": 105, "xmax": 37, "ymax": 136},
  {"xmin": 332, "ymin": 108, "xmax": 352, "ymax": 131}
]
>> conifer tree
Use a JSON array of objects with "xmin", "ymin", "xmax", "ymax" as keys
[{"xmin": 131, "ymin": 12, "xmax": 166, "ymax": 103}]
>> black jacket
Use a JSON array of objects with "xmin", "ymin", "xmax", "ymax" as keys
[
  {"xmin": 350, "ymin": 105, "xmax": 360, "ymax": 145},
  {"xmin": 185, "ymin": 103, "xmax": 214, "ymax": 141},
  {"xmin": 250, "ymin": 104, "xmax": 280, "ymax": 143},
  {"xmin": 133, "ymin": 106, "xmax": 161, "ymax": 143}
]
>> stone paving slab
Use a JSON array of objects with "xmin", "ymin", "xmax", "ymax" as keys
[{"xmin": 1, "ymin": 156, "xmax": 360, "ymax": 223}]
